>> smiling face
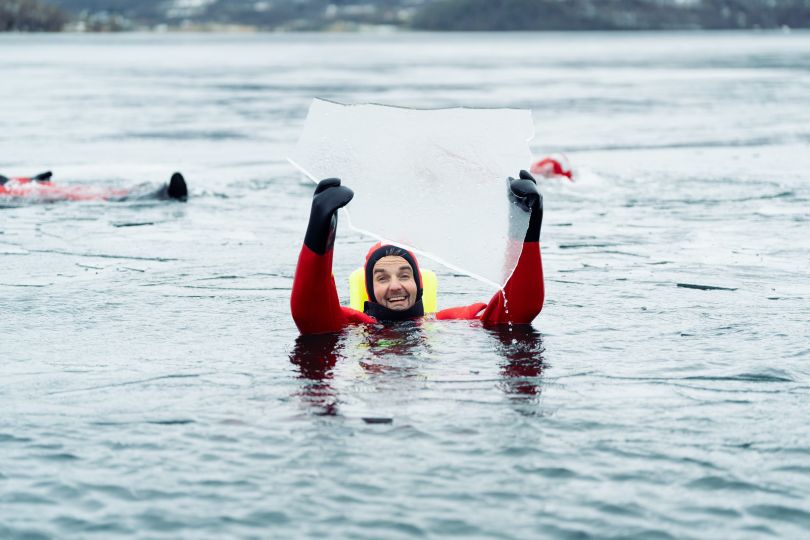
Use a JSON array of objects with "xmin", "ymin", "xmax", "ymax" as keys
[{"xmin": 371, "ymin": 255, "xmax": 418, "ymax": 311}]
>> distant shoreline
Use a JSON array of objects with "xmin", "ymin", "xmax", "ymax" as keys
[
  {"xmin": 2, "ymin": 27, "xmax": 807, "ymax": 35},
  {"xmin": 4, "ymin": 0, "xmax": 810, "ymax": 33}
]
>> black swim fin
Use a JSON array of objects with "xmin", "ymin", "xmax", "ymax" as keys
[
  {"xmin": 166, "ymin": 172, "xmax": 188, "ymax": 201},
  {"xmin": 0, "ymin": 172, "xmax": 50, "ymax": 185}
]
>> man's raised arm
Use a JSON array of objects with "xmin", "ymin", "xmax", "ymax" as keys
[
  {"xmin": 291, "ymin": 178, "xmax": 357, "ymax": 334},
  {"xmin": 479, "ymin": 170, "xmax": 545, "ymax": 325}
]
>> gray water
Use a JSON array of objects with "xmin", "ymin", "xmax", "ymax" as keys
[{"xmin": 2, "ymin": 31, "xmax": 810, "ymax": 539}]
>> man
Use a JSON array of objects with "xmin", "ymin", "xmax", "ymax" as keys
[
  {"xmin": 290, "ymin": 170, "xmax": 545, "ymax": 335},
  {"xmin": 0, "ymin": 171, "xmax": 188, "ymax": 202}
]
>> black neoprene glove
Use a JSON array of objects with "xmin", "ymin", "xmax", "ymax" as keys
[
  {"xmin": 508, "ymin": 170, "xmax": 543, "ymax": 242},
  {"xmin": 304, "ymin": 178, "xmax": 354, "ymax": 255}
]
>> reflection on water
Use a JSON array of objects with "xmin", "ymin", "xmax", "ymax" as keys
[
  {"xmin": 356, "ymin": 320, "xmax": 432, "ymax": 371},
  {"xmin": 290, "ymin": 322, "xmax": 546, "ymax": 416},
  {"xmin": 289, "ymin": 332, "xmax": 343, "ymax": 416},
  {"xmin": 489, "ymin": 325, "xmax": 546, "ymax": 399}
]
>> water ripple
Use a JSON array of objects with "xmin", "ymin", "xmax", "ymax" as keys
[{"xmin": 3, "ymin": 31, "xmax": 810, "ymax": 540}]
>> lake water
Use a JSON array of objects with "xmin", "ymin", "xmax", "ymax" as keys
[{"xmin": 2, "ymin": 31, "xmax": 810, "ymax": 539}]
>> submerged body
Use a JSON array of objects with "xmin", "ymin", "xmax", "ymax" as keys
[{"xmin": 0, "ymin": 171, "xmax": 188, "ymax": 203}]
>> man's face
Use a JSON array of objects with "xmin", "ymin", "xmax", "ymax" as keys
[{"xmin": 372, "ymin": 255, "xmax": 418, "ymax": 311}]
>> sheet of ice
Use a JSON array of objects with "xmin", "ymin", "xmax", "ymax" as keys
[{"xmin": 290, "ymin": 99, "xmax": 534, "ymax": 288}]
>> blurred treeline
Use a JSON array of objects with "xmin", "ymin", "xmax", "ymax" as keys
[
  {"xmin": 1, "ymin": 0, "xmax": 65, "ymax": 31},
  {"xmin": 412, "ymin": 0, "xmax": 810, "ymax": 30},
  {"xmin": 414, "ymin": 0, "xmax": 810, "ymax": 30},
  {"xmin": 3, "ymin": 0, "xmax": 810, "ymax": 32}
]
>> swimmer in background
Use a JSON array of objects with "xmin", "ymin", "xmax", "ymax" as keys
[
  {"xmin": 530, "ymin": 154, "xmax": 573, "ymax": 181},
  {"xmin": 290, "ymin": 169, "xmax": 545, "ymax": 335},
  {"xmin": 0, "ymin": 170, "xmax": 188, "ymax": 202}
]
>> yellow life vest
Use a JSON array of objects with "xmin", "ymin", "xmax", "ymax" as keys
[{"xmin": 349, "ymin": 268, "xmax": 438, "ymax": 314}]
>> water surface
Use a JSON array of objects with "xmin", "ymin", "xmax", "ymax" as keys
[{"xmin": 2, "ymin": 31, "xmax": 810, "ymax": 539}]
